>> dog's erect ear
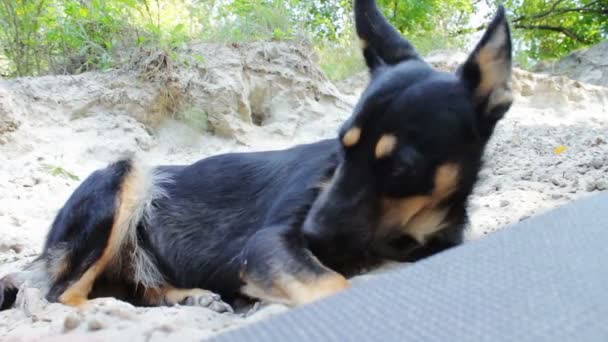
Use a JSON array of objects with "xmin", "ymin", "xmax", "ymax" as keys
[
  {"xmin": 459, "ymin": 6, "xmax": 513, "ymax": 136},
  {"xmin": 354, "ymin": 0, "xmax": 420, "ymax": 71}
]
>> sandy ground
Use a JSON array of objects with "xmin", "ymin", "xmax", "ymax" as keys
[{"xmin": 0, "ymin": 44, "xmax": 607, "ymax": 341}]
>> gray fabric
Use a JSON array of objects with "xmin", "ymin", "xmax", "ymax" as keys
[{"xmin": 212, "ymin": 192, "xmax": 608, "ymax": 342}]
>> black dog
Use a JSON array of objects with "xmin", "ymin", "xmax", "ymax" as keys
[{"xmin": 0, "ymin": 0, "xmax": 513, "ymax": 311}]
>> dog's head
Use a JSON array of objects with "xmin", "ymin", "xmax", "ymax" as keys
[{"xmin": 303, "ymin": 0, "xmax": 513, "ymax": 262}]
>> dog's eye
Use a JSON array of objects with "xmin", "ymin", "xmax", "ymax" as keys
[
  {"xmin": 390, "ymin": 163, "xmax": 410, "ymax": 178},
  {"xmin": 395, "ymin": 146, "xmax": 420, "ymax": 171},
  {"xmin": 387, "ymin": 146, "xmax": 426, "ymax": 184}
]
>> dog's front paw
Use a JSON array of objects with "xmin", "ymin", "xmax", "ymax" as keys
[
  {"xmin": 164, "ymin": 288, "xmax": 233, "ymax": 313},
  {"xmin": 180, "ymin": 292, "xmax": 233, "ymax": 313}
]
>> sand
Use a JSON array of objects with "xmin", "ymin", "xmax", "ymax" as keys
[{"xmin": 0, "ymin": 43, "xmax": 607, "ymax": 341}]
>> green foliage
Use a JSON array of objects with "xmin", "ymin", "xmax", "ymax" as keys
[
  {"xmin": 0, "ymin": 0, "xmax": 49, "ymax": 76},
  {"xmin": 176, "ymin": 107, "xmax": 208, "ymax": 133},
  {"xmin": 0, "ymin": 0, "xmax": 605, "ymax": 78},
  {"xmin": 498, "ymin": 0, "xmax": 608, "ymax": 61},
  {"xmin": 47, "ymin": 0, "xmax": 139, "ymax": 73},
  {"xmin": 316, "ymin": 34, "xmax": 365, "ymax": 81},
  {"xmin": 307, "ymin": 0, "xmax": 471, "ymax": 79},
  {"xmin": 209, "ymin": 0, "xmax": 302, "ymax": 42},
  {"xmin": 293, "ymin": 0, "xmax": 353, "ymax": 41},
  {"xmin": 0, "ymin": 0, "xmax": 216, "ymax": 77},
  {"xmin": 43, "ymin": 164, "xmax": 80, "ymax": 181},
  {"xmin": 378, "ymin": 0, "xmax": 474, "ymax": 35}
]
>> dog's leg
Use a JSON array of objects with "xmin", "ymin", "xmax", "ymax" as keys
[
  {"xmin": 56, "ymin": 185, "xmax": 134, "ymax": 307},
  {"xmin": 52, "ymin": 160, "xmax": 157, "ymax": 308},
  {"xmin": 139, "ymin": 286, "xmax": 232, "ymax": 313},
  {"xmin": 240, "ymin": 226, "xmax": 350, "ymax": 306}
]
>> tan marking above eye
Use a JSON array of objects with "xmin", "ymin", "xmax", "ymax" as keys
[
  {"xmin": 375, "ymin": 134, "xmax": 397, "ymax": 159},
  {"xmin": 342, "ymin": 127, "xmax": 361, "ymax": 147}
]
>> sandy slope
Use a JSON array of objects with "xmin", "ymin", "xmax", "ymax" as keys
[{"xmin": 0, "ymin": 44, "xmax": 607, "ymax": 341}]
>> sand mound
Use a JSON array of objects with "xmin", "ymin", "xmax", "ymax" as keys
[
  {"xmin": 1, "ymin": 43, "xmax": 607, "ymax": 340},
  {"xmin": 472, "ymin": 67, "xmax": 607, "ymax": 236},
  {"xmin": 535, "ymin": 40, "xmax": 608, "ymax": 87}
]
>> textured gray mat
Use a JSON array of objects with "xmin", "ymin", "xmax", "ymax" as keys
[{"xmin": 213, "ymin": 192, "xmax": 608, "ymax": 342}]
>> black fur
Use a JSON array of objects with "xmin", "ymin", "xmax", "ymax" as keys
[
  {"xmin": 1, "ymin": 1, "xmax": 513, "ymax": 309},
  {"xmin": 458, "ymin": 5, "xmax": 513, "ymax": 138},
  {"xmin": 0, "ymin": 281, "xmax": 18, "ymax": 310},
  {"xmin": 145, "ymin": 141, "xmax": 338, "ymax": 300},
  {"xmin": 355, "ymin": 0, "xmax": 419, "ymax": 68}
]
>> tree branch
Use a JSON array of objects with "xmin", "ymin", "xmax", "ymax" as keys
[
  {"xmin": 512, "ymin": 1, "xmax": 608, "ymax": 23},
  {"xmin": 510, "ymin": 0, "xmax": 566, "ymax": 23},
  {"xmin": 451, "ymin": 24, "xmax": 486, "ymax": 36},
  {"xmin": 451, "ymin": 0, "xmax": 606, "ymax": 38},
  {"xmin": 512, "ymin": 24, "xmax": 590, "ymax": 43}
]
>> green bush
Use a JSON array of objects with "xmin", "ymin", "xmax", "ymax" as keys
[
  {"xmin": 0, "ymin": 0, "xmax": 49, "ymax": 76},
  {"xmin": 0, "ymin": 0, "xmax": 604, "ymax": 78},
  {"xmin": 0, "ymin": 0, "xmax": 211, "ymax": 77},
  {"xmin": 208, "ymin": 0, "xmax": 303, "ymax": 42}
]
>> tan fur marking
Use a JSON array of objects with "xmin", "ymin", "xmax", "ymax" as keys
[
  {"xmin": 477, "ymin": 48, "xmax": 507, "ymax": 98},
  {"xmin": 281, "ymin": 273, "xmax": 350, "ymax": 305},
  {"xmin": 375, "ymin": 134, "xmax": 397, "ymax": 159},
  {"xmin": 240, "ymin": 252, "xmax": 350, "ymax": 306},
  {"xmin": 433, "ymin": 163, "xmax": 460, "ymax": 199},
  {"xmin": 381, "ymin": 196, "xmax": 432, "ymax": 229},
  {"xmin": 58, "ymin": 266, "xmax": 99, "ymax": 307},
  {"xmin": 342, "ymin": 127, "xmax": 361, "ymax": 147},
  {"xmin": 379, "ymin": 163, "xmax": 461, "ymax": 242},
  {"xmin": 474, "ymin": 27, "xmax": 512, "ymax": 112},
  {"xmin": 405, "ymin": 208, "xmax": 449, "ymax": 243},
  {"xmin": 240, "ymin": 281, "xmax": 291, "ymax": 305},
  {"xmin": 140, "ymin": 287, "xmax": 166, "ymax": 306},
  {"xmin": 59, "ymin": 166, "xmax": 144, "ymax": 307},
  {"xmin": 403, "ymin": 163, "xmax": 461, "ymax": 242},
  {"xmin": 359, "ymin": 39, "xmax": 368, "ymax": 49},
  {"xmin": 243, "ymin": 272, "xmax": 350, "ymax": 306}
]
